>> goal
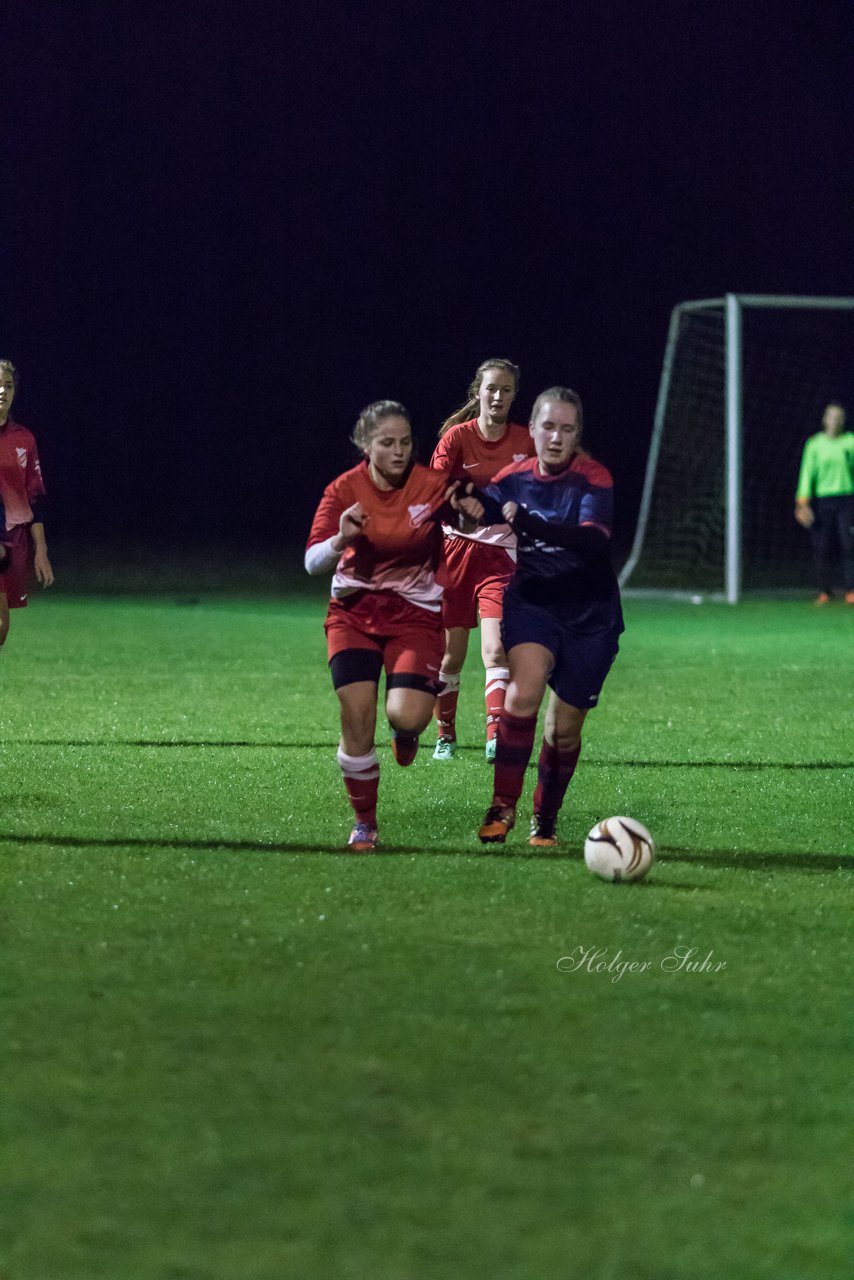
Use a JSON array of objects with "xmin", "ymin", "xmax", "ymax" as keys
[{"xmin": 619, "ymin": 295, "xmax": 854, "ymax": 601}]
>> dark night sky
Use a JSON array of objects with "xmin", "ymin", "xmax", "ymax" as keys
[{"xmin": 5, "ymin": 0, "xmax": 854, "ymax": 553}]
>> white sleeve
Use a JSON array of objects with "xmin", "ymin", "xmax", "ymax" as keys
[{"xmin": 304, "ymin": 536, "xmax": 342, "ymax": 575}]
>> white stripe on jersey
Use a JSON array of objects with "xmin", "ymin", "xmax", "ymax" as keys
[{"xmin": 331, "ymin": 562, "xmax": 443, "ymax": 612}]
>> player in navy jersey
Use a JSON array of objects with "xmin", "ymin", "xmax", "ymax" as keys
[{"xmin": 472, "ymin": 387, "xmax": 623, "ymax": 847}]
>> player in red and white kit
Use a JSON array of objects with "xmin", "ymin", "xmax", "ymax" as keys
[
  {"xmin": 0, "ymin": 360, "xmax": 55, "ymax": 647},
  {"xmin": 305, "ymin": 399, "xmax": 480, "ymax": 851},
  {"xmin": 430, "ymin": 358, "xmax": 535, "ymax": 762}
]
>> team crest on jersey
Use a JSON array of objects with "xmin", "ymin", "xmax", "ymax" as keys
[
  {"xmin": 408, "ymin": 503, "xmax": 432, "ymax": 528},
  {"xmin": 16, "ymin": 447, "xmax": 28, "ymax": 468},
  {"xmin": 512, "ymin": 453, "xmax": 527, "ymax": 462}
]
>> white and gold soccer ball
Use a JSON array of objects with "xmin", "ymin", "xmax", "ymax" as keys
[{"xmin": 584, "ymin": 817, "xmax": 655, "ymax": 883}]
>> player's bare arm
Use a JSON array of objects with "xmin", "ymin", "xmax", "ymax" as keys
[{"xmin": 31, "ymin": 522, "xmax": 55, "ymax": 587}]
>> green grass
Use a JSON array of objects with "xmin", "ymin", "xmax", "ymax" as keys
[{"xmin": 1, "ymin": 593, "xmax": 851, "ymax": 1280}]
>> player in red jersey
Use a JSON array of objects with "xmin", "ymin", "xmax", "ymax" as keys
[
  {"xmin": 0, "ymin": 360, "xmax": 55, "ymax": 647},
  {"xmin": 305, "ymin": 399, "xmax": 480, "ymax": 851},
  {"xmin": 430, "ymin": 358, "xmax": 535, "ymax": 763}
]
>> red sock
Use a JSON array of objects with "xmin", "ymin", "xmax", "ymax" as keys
[
  {"xmin": 492, "ymin": 711, "xmax": 538, "ymax": 808},
  {"xmin": 484, "ymin": 665, "xmax": 509, "ymax": 742},
  {"xmin": 337, "ymin": 747, "xmax": 380, "ymax": 826},
  {"xmin": 435, "ymin": 673, "xmax": 460, "ymax": 740},
  {"xmin": 532, "ymin": 740, "xmax": 581, "ymax": 822}
]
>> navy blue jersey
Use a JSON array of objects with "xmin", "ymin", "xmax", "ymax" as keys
[{"xmin": 484, "ymin": 454, "xmax": 623, "ymax": 635}]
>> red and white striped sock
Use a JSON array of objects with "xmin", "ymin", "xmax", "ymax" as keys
[
  {"xmin": 484, "ymin": 665, "xmax": 509, "ymax": 742},
  {"xmin": 336, "ymin": 747, "xmax": 380, "ymax": 826},
  {"xmin": 435, "ymin": 672, "xmax": 461, "ymax": 740}
]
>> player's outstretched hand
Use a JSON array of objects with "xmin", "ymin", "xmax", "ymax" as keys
[
  {"xmin": 339, "ymin": 502, "xmax": 368, "ymax": 544},
  {"xmin": 34, "ymin": 549, "xmax": 55, "ymax": 587}
]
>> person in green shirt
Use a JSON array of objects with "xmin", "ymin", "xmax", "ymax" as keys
[{"xmin": 794, "ymin": 402, "xmax": 854, "ymax": 604}]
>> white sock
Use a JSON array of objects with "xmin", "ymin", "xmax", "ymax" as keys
[{"xmin": 336, "ymin": 746, "xmax": 380, "ymax": 780}]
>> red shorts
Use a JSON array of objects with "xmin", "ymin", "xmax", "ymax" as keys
[
  {"xmin": 324, "ymin": 590, "xmax": 444, "ymax": 694},
  {"xmin": 440, "ymin": 536, "xmax": 515, "ymax": 630},
  {"xmin": 0, "ymin": 525, "xmax": 33, "ymax": 610}
]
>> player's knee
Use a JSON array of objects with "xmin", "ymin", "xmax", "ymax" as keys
[
  {"xmin": 551, "ymin": 724, "xmax": 582, "ymax": 752},
  {"xmin": 387, "ymin": 686, "xmax": 435, "ymax": 735},
  {"xmin": 504, "ymin": 685, "xmax": 541, "ymax": 718},
  {"xmin": 0, "ymin": 619, "xmax": 9, "ymax": 646},
  {"xmin": 388, "ymin": 706, "xmax": 432, "ymax": 735}
]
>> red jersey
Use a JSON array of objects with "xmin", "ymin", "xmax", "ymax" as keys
[
  {"xmin": 306, "ymin": 461, "xmax": 451, "ymax": 611},
  {"xmin": 431, "ymin": 419, "xmax": 535, "ymax": 548},
  {"xmin": 0, "ymin": 419, "xmax": 46, "ymax": 531}
]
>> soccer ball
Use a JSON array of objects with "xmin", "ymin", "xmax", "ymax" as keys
[{"xmin": 584, "ymin": 817, "xmax": 655, "ymax": 883}]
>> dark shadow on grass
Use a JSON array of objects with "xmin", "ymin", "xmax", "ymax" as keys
[
  {"xmin": 658, "ymin": 846, "xmax": 851, "ymax": 873},
  {"xmin": 0, "ymin": 832, "xmax": 850, "ymax": 872},
  {"xmin": 3, "ymin": 740, "xmax": 853, "ymax": 771},
  {"xmin": 0, "ymin": 831, "xmax": 576, "ymax": 862},
  {"xmin": 0, "ymin": 830, "xmax": 565, "ymax": 861}
]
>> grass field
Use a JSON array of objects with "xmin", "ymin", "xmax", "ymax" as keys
[{"xmin": 1, "ymin": 590, "xmax": 851, "ymax": 1280}]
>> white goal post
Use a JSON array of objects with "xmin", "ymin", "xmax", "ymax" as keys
[{"xmin": 619, "ymin": 294, "xmax": 854, "ymax": 602}]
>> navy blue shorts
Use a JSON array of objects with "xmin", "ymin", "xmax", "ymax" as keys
[{"xmin": 501, "ymin": 594, "xmax": 620, "ymax": 709}]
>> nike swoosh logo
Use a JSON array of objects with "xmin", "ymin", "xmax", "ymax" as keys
[{"xmin": 462, "ymin": 462, "xmax": 478, "ymax": 469}]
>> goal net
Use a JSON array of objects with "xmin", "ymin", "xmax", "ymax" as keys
[{"xmin": 620, "ymin": 295, "xmax": 854, "ymax": 599}]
